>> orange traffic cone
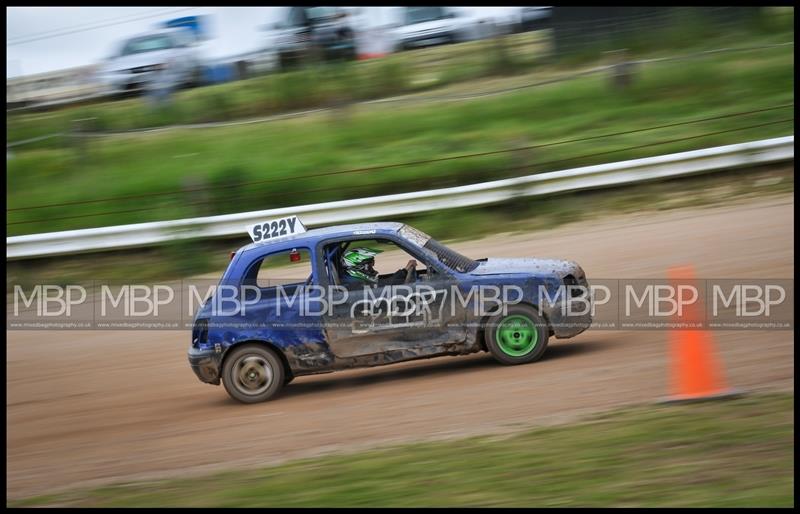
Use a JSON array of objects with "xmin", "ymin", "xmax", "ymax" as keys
[{"xmin": 661, "ymin": 265, "xmax": 742, "ymax": 403}]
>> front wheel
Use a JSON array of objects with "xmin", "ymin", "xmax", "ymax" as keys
[
  {"xmin": 222, "ymin": 344, "xmax": 285, "ymax": 403},
  {"xmin": 278, "ymin": 53, "xmax": 293, "ymax": 71},
  {"xmin": 189, "ymin": 66, "xmax": 205, "ymax": 88},
  {"xmin": 485, "ymin": 304, "xmax": 549, "ymax": 365}
]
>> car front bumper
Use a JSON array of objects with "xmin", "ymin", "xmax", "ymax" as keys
[
  {"xmin": 100, "ymin": 72, "xmax": 155, "ymax": 94},
  {"xmin": 547, "ymin": 295, "xmax": 593, "ymax": 339},
  {"xmin": 188, "ymin": 345, "xmax": 222, "ymax": 385},
  {"xmin": 400, "ymin": 31, "xmax": 455, "ymax": 49}
]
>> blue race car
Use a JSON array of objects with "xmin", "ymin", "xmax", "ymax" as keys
[{"xmin": 189, "ymin": 216, "xmax": 592, "ymax": 403}]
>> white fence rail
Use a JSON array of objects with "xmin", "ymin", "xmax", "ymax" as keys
[{"xmin": 6, "ymin": 136, "xmax": 794, "ymax": 260}]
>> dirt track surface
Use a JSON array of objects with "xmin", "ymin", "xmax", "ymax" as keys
[{"xmin": 7, "ymin": 196, "xmax": 795, "ymax": 499}]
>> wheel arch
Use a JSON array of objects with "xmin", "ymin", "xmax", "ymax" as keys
[{"xmin": 221, "ymin": 340, "xmax": 294, "ymax": 381}]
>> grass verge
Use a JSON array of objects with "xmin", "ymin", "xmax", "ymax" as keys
[
  {"xmin": 5, "ymin": 164, "xmax": 794, "ymax": 291},
  {"xmin": 6, "ymin": 42, "xmax": 795, "ymax": 236},
  {"xmin": 10, "ymin": 392, "xmax": 794, "ymax": 507}
]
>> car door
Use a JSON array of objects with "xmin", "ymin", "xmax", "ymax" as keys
[
  {"xmin": 232, "ymin": 247, "xmax": 328, "ymax": 348},
  {"xmin": 318, "ymin": 235, "xmax": 465, "ymax": 359}
]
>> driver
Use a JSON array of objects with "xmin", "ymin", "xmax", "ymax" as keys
[{"xmin": 341, "ymin": 247, "xmax": 417, "ymax": 286}]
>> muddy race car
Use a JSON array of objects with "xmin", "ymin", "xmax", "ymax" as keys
[{"xmin": 188, "ymin": 216, "xmax": 592, "ymax": 403}]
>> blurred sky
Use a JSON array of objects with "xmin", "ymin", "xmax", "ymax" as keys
[{"xmin": 6, "ymin": 6, "xmax": 523, "ymax": 78}]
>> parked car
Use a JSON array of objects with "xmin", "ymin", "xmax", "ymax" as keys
[
  {"xmin": 390, "ymin": 7, "xmax": 469, "ymax": 51},
  {"xmin": 269, "ymin": 7, "xmax": 357, "ymax": 70},
  {"xmin": 97, "ymin": 28, "xmax": 205, "ymax": 96},
  {"xmin": 188, "ymin": 217, "xmax": 593, "ymax": 403}
]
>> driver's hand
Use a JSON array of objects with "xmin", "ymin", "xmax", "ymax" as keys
[{"xmin": 405, "ymin": 259, "xmax": 417, "ymax": 271}]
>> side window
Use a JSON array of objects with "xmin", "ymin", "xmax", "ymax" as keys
[
  {"xmin": 324, "ymin": 238, "xmax": 436, "ymax": 286},
  {"xmin": 288, "ymin": 7, "xmax": 308, "ymax": 27},
  {"xmin": 369, "ymin": 239, "xmax": 430, "ymax": 277},
  {"xmin": 173, "ymin": 32, "xmax": 189, "ymax": 48},
  {"xmin": 246, "ymin": 248, "xmax": 313, "ymax": 288}
]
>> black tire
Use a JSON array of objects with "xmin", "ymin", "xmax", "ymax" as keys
[
  {"xmin": 222, "ymin": 344, "xmax": 285, "ymax": 403},
  {"xmin": 190, "ymin": 66, "xmax": 205, "ymax": 88},
  {"xmin": 484, "ymin": 304, "xmax": 549, "ymax": 365},
  {"xmin": 278, "ymin": 53, "xmax": 292, "ymax": 71}
]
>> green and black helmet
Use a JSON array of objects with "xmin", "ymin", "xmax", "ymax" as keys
[{"xmin": 342, "ymin": 247, "xmax": 383, "ymax": 283}]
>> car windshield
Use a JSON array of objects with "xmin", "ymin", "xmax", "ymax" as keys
[
  {"xmin": 405, "ymin": 7, "xmax": 446, "ymax": 25},
  {"xmin": 399, "ymin": 225, "xmax": 479, "ymax": 273},
  {"xmin": 307, "ymin": 7, "xmax": 338, "ymax": 21},
  {"xmin": 120, "ymin": 35, "xmax": 173, "ymax": 56}
]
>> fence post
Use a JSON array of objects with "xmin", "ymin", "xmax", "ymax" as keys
[
  {"xmin": 70, "ymin": 116, "xmax": 95, "ymax": 163},
  {"xmin": 607, "ymin": 48, "xmax": 636, "ymax": 90},
  {"xmin": 182, "ymin": 175, "xmax": 212, "ymax": 217},
  {"xmin": 486, "ymin": 19, "xmax": 514, "ymax": 75}
]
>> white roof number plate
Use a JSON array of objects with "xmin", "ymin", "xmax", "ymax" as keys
[{"xmin": 247, "ymin": 215, "xmax": 306, "ymax": 243}]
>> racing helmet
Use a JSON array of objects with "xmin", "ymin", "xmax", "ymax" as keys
[{"xmin": 342, "ymin": 247, "xmax": 383, "ymax": 283}]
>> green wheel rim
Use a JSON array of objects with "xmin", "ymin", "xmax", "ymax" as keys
[{"xmin": 495, "ymin": 314, "xmax": 539, "ymax": 357}]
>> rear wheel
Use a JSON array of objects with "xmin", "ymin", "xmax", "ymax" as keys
[
  {"xmin": 222, "ymin": 344, "xmax": 285, "ymax": 403},
  {"xmin": 485, "ymin": 304, "xmax": 549, "ymax": 365}
]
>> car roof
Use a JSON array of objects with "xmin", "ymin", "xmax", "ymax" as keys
[{"xmin": 239, "ymin": 221, "xmax": 406, "ymax": 254}]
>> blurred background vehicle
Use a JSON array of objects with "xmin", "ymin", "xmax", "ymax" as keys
[
  {"xmin": 390, "ymin": 7, "xmax": 469, "ymax": 51},
  {"xmin": 517, "ymin": 6, "xmax": 552, "ymax": 32},
  {"xmin": 97, "ymin": 27, "xmax": 205, "ymax": 97},
  {"xmin": 268, "ymin": 6, "xmax": 358, "ymax": 70}
]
